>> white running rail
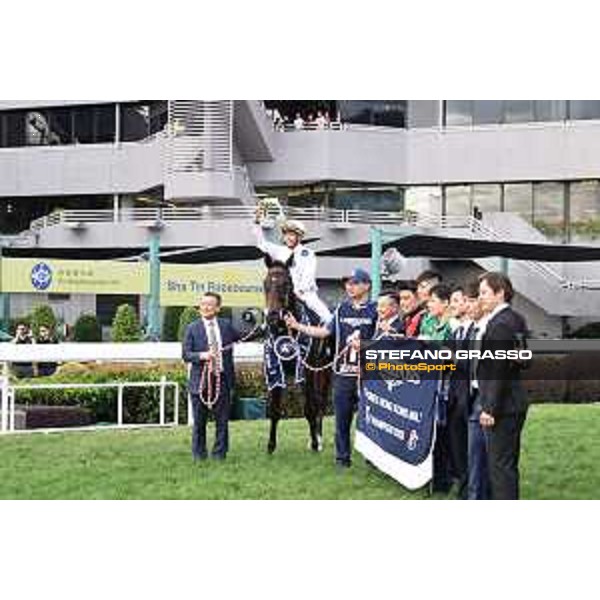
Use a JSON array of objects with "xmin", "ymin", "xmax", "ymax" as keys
[
  {"xmin": 5, "ymin": 378, "xmax": 179, "ymax": 434},
  {"xmin": 0, "ymin": 342, "xmax": 263, "ymax": 434}
]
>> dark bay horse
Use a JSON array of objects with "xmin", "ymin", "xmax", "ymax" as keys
[{"xmin": 262, "ymin": 256, "xmax": 332, "ymax": 454}]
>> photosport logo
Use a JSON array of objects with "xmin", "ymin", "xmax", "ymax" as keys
[{"xmin": 31, "ymin": 262, "xmax": 53, "ymax": 291}]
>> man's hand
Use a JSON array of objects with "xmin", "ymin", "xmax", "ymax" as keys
[
  {"xmin": 284, "ymin": 313, "xmax": 300, "ymax": 331},
  {"xmin": 479, "ymin": 411, "xmax": 496, "ymax": 429},
  {"xmin": 200, "ymin": 348, "xmax": 219, "ymax": 361},
  {"xmin": 350, "ymin": 331, "xmax": 361, "ymax": 351},
  {"xmin": 378, "ymin": 320, "xmax": 391, "ymax": 333},
  {"xmin": 254, "ymin": 204, "xmax": 265, "ymax": 225}
]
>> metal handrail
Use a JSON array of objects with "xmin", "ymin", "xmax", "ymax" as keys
[{"xmin": 20, "ymin": 205, "xmax": 600, "ymax": 290}]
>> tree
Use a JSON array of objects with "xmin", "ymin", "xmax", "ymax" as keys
[
  {"xmin": 31, "ymin": 305, "xmax": 57, "ymax": 337},
  {"xmin": 73, "ymin": 314, "xmax": 102, "ymax": 342},
  {"xmin": 178, "ymin": 307, "xmax": 199, "ymax": 342},
  {"xmin": 162, "ymin": 306, "xmax": 185, "ymax": 342},
  {"xmin": 111, "ymin": 305, "xmax": 142, "ymax": 342}
]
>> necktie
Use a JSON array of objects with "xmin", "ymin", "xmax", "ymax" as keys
[
  {"xmin": 207, "ymin": 320, "xmax": 223, "ymax": 372},
  {"xmin": 455, "ymin": 325, "xmax": 464, "ymax": 341},
  {"xmin": 469, "ymin": 327, "xmax": 480, "ymax": 387}
]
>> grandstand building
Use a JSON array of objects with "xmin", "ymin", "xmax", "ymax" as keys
[{"xmin": 1, "ymin": 100, "xmax": 600, "ymax": 337}]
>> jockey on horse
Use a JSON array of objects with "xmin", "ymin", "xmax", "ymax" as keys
[{"xmin": 254, "ymin": 202, "xmax": 332, "ymax": 326}]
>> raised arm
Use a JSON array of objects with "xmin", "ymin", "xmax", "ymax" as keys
[{"xmin": 254, "ymin": 224, "xmax": 292, "ymax": 264}]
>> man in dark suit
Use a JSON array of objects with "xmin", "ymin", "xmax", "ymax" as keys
[
  {"xmin": 476, "ymin": 272, "xmax": 529, "ymax": 500},
  {"xmin": 183, "ymin": 292, "xmax": 240, "ymax": 461},
  {"xmin": 446, "ymin": 285, "xmax": 472, "ymax": 499},
  {"xmin": 375, "ymin": 292, "xmax": 405, "ymax": 339}
]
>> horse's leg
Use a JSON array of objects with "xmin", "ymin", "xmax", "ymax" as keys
[
  {"xmin": 267, "ymin": 388, "xmax": 282, "ymax": 454},
  {"xmin": 304, "ymin": 373, "xmax": 325, "ymax": 453}
]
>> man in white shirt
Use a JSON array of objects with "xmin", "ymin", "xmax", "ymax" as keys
[{"xmin": 254, "ymin": 214, "xmax": 332, "ymax": 325}]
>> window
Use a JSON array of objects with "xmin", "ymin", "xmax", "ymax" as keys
[
  {"xmin": 95, "ymin": 105, "xmax": 116, "ymax": 143},
  {"xmin": 48, "ymin": 294, "xmax": 71, "ymax": 302},
  {"xmin": 568, "ymin": 101, "xmax": 600, "ymax": 120},
  {"xmin": 4, "ymin": 111, "xmax": 25, "ymax": 147},
  {"xmin": 445, "ymin": 101, "xmax": 472, "ymax": 126},
  {"xmin": 48, "ymin": 108, "xmax": 74, "ymax": 144},
  {"xmin": 472, "ymin": 184, "xmax": 501, "ymax": 213},
  {"xmin": 472, "ymin": 101, "xmax": 503, "ymax": 125},
  {"xmin": 569, "ymin": 180, "xmax": 600, "ymax": 242},
  {"xmin": 338, "ymin": 101, "xmax": 407, "ymax": 128},
  {"xmin": 504, "ymin": 183, "xmax": 533, "ymax": 223},
  {"xmin": 73, "ymin": 105, "xmax": 115, "ymax": 144},
  {"xmin": 533, "ymin": 181, "xmax": 565, "ymax": 241},
  {"xmin": 96, "ymin": 295, "xmax": 139, "ymax": 328},
  {"xmin": 405, "ymin": 186, "xmax": 442, "ymax": 214},
  {"xmin": 445, "ymin": 185, "xmax": 471, "ymax": 216},
  {"xmin": 149, "ymin": 101, "xmax": 168, "ymax": 134},
  {"xmin": 504, "ymin": 101, "xmax": 534, "ymax": 124},
  {"xmin": 332, "ymin": 185, "xmax": 402, "ymax": 211},
  {"xmin": 73, "ymin": 107, "xmax": 94, "ymax": 143},
  {"xmin": 535, "ymin": 101, "xmax": 567, "ymax": 122},
  {"xmin": 120, "ymin": 103, "xmax": 150, "ymax": 141}
]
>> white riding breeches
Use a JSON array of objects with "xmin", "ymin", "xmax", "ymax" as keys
[{"xmin": 299, "ymin": 291, "xmax": 333, "ymax": 325}]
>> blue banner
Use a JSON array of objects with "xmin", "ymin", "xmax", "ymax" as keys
[{"xmin": 355, "ymin": 338, "xmax": 442, "ymax": 490}]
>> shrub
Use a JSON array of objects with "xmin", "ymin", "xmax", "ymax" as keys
[
  {"xmin": 178, "ymin": 307, "xmax": 199, "ymax": 341},
  {"xmin": 162, "ymin": 306, "xmax": 184, "ymax": 342},
  {"xmin": 73, "ymin": 314, "xmax": 102, "ymax": 342},
  {"xmin": 570, "ymin": 322, "xmax": 600, "ymax": 339},
  {"xmin": 30, "ymin": 304, "xmax": 57, "ymax": 337},
  {"xmin": 111, "ymin": 304, "xmax": 142, "ymax": 342}
]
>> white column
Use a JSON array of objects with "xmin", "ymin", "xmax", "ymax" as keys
[{"xmin": 0, "ymin": 362, "xmax": 9, "ymax": 433}]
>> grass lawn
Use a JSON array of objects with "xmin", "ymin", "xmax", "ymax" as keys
[{"xmin": 0, "ymin": 404, "xmax": 598, "ymax": 499}]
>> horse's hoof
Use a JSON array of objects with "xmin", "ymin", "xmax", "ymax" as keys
[
  {"xmin": 267, "ymin": 443, "xmax": 276, "ymax": 455},
  {"xmin": 309, "ymin": 437, "xmax": 324, "ymax": 453}
]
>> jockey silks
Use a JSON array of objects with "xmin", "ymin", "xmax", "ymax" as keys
[{"xmin": 329, "ymin": 299, "xmax": 378, "ymax": 377}]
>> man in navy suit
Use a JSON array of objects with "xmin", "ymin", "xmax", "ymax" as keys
[
  {"xmin": 183, "ymin": 292, "xmax": 240, "ymax": 461},
  {"xmin": 476, "ymin": 272, "xmax": 529, "ymax": 499}
]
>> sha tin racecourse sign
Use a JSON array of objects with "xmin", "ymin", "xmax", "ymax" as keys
[{"xmin": 1, "ymin": 258, "xmax": 265, "ymax": 308}]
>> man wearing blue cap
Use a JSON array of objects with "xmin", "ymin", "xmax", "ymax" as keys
[{"xmin": 286, "ymin": 268, "xmax": 377, "ymax": 468}]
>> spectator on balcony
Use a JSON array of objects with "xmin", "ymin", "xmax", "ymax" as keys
[
  {"xmin": 315, "ymin": 111, "xmax": 327, "ymax": 130},
  {"xmin": 293, "ymin": 113, "xmax": 305, "ymax": 130},
  {"xmin": 272, "ymin": 108, "xmax": 284, "ymax": 131}
]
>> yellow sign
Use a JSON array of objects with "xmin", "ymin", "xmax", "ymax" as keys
[
  {"xmin": 1, "ymin": 258, "xmax": 265, "ymax": 308},
  {"xmin": 1, "ymin": 258, "xmax": 147, "ymax": 295},
  {"xmin": 160, "ymin": 262, "xmax": 265, "ymax": 307}
]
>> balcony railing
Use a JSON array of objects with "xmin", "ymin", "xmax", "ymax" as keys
[{"xmin": 25, "ymin": 207, "xmax": 600, "ymax": 291}]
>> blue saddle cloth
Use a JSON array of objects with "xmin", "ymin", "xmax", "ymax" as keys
[{"xmin": 263, "ymin": 303, "xmax": 314, "ymax": 391}]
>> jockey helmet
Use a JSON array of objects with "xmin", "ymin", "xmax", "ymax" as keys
[{"xmin": 281, "ymin": 219, "xmax": 306, "ymax": 237}]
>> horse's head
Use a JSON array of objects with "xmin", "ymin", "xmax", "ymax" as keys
[{"xmin": 263, "ymin": 254, "xmax": 295, "ymax": 333}]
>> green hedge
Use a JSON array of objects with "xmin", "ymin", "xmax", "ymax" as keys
[
  {"xmin": 14, "ymin": 364, "xmax": 188, "ymax": 425},
  {"xmin": 11, "ymin": 361, "xmax": 334, "ymax": 424}
]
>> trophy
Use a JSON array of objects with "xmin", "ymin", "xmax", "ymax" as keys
[{"xmin": 255, "ymin": 197, "xmax": 285, "ymax": 229}]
